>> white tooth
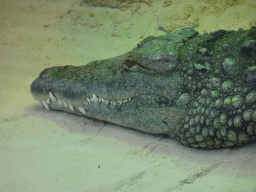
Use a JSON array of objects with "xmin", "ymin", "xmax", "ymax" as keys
[
  {"xmin": 93, "ymin": 94, "xmax": 98, "ymax": 102},
  {"xmin": 118, "ymin": 100, "xmax": 122, "ymax": 104},
  {"xmin": 87, "ymin": 98, "xmax": 91, "ymax": 103},
  {"xmin": 84, "ymin": 101, "xmax": 89, "ymax": 105},
  {"xmin": 63, "ymin": 102, "xmax": 68, "ymax": 107},
  {"xmin": 58, "ymin": 99, "xmax": 62, "ymax": 106},
  {"xmin": 113, "ymin": 101, "xmax": 117, "ymax": 106},
  {"xmin": 36, "ymin": 99, "xmax": 43, "ymax": 107},
  {"xmin": 42, "ymin": 101, "xmax": 49, "ymax": 110},
  {"xmin": 90, "ymin": 97, "xmax": 94, "ymax": 102},
  {"xmin": 68, "ymin": 104, "xmax": 74, "ymax": 111},
  {"xmin": 129, "ymin": 98, "xmax": 131, "ymax": 101},
  {"xmin": 102, "ymin": 98, "xmax": 105, "ymax": 103},
  {"xmin": 99, "ymin": 98, "xmax": 102, "ymax": 102},
  {"xmin": 49, "ymin": 92, "xmax": 57, "ymax": 102},
  {"xmin": 105, "ymin": 100, "xmax": 109, "ymax": 104},
  {"xmin": 123, "ymin": 99, "xmax": 127, "ymax": 103},
  {"xmin": 78, "ymin": 106, "xmax": 86, "ymax": 114},
  {"xmin": 46, "ymin": 98, "xmax": 51, "ymax": 104}
]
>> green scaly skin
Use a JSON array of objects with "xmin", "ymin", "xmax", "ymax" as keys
[{"xmin": 31, "ymin": 27, "xmax": 256, "ymax": 149}]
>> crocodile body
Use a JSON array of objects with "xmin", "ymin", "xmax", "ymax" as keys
[{"xmin": 31, "ymin": 27, "xmax": 256, "ymax": 148}]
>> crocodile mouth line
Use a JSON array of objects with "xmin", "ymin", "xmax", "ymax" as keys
[{"xmin": 35, "ymin": 91, "xmax": 137, "ymax": 114}]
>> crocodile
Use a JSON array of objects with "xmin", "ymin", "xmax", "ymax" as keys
[{"xmin": 30, "ymin": 26, "xmax": 256, "ymax": 149}]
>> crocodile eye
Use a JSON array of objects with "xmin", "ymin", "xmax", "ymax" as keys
[
  {"xmin": 123, "ymin": 57, "xmax": 137, "ymax": 68},
  {"xmin": 125, "ymin": 59, "xmax": 137, "ymax": 68},
  {"xmin": 140, "ymin": 54, "xmax": 179, "ymax": 75},
  {"xmin": 123, "ymin": 55, "xmax": 141, "ymax": 70}
]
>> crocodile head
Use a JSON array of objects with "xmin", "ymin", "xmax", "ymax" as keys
[{"xmin": 31, "ymin": 27, "xmax": 256, "ymax": 148}]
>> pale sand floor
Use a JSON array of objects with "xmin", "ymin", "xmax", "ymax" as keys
[{"xmin": 1, "ymin": 0, "xmax": 256, "ymax": 191}]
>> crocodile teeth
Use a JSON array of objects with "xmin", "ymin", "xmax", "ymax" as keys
[
  {"xmin": 63, "ymin": 101, "xmax": 68, "ymax": 107},
  {"xmin": 78, "ymin": 106, "xmax": 86, "ymax": 114},
  {"xmin": 84, "ymin": 101, "xmax": 89, "ymax": 105},
  {"xmin": 42, "ymin": 101, "xmax": 49, "ymax": 110},
  {"xmin": 111, "ymin": 101, "xmax": 117, "ymax": 106},
  {"xmin": 49, "ymin": 92, "xmax": 57, "ymax": 102},
  {"xmin": 46, "ymin": 98, "xmax": 51, "ymax": 104},
  {"xmin": 36, "ymin": 99, "xmax": 43, "ymax": 107},
  {"xmin": 86, "ymin": 94, "xmax": 133, "ymax": 105},
  {"xmin": 93, "ymin": 94, "xmax": 98, "ymax": 102},
  {"xmin": 68, "ymin": 104, "xmax": 74, "ymax": 111},
  {"xmin": 58, "ymin": 99, "xmax": 62, "ymax": 106}
]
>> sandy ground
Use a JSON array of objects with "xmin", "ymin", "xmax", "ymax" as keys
[{"xmin": 1, "ymin": 0, "xmax": 256, "ymax": 191}]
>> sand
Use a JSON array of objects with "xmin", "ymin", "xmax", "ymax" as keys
[{"xmin": 1, "ymin": 0, "xmax": 256, "ymax": 191}]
